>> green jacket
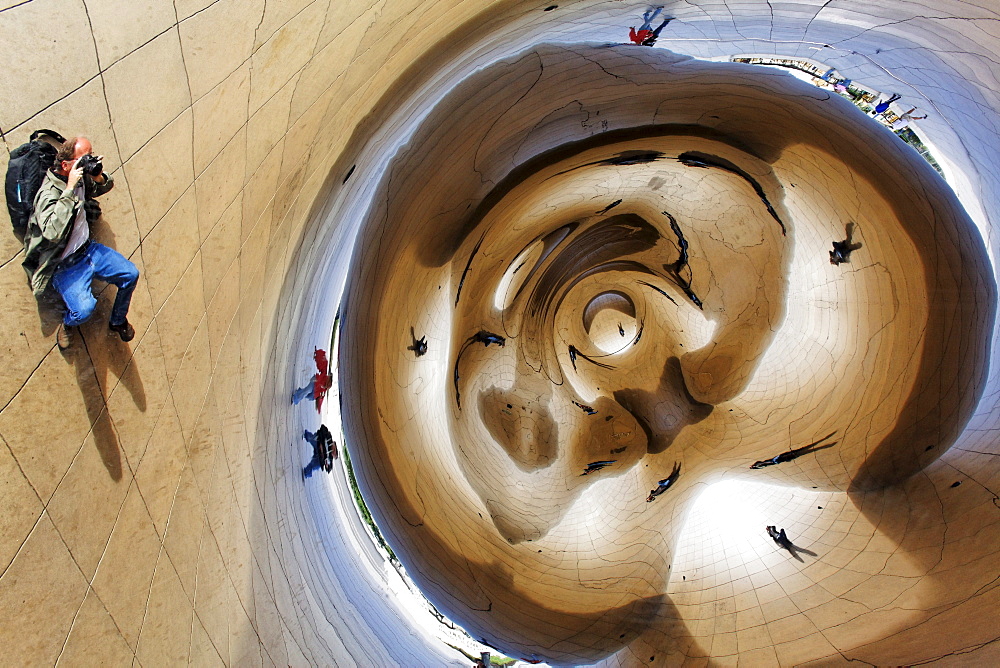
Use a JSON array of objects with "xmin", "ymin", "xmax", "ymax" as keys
[{"xmin": 22, "ymin": 169, "xmax": 114, "ymax": 296}]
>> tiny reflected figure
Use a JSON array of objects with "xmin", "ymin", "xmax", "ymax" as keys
[
  {"xmin": 647, "ymin": 461, "xmax": 682, "ymax": 502},
  {"xmin": 750, "ymin": 432, "xmax": 837, "ymax": 469},
  {"xmin": 678, "ymin": 155, "xmax": 711, "ymax": 169},
  {"xmin": 581, "ymin": 460, "xmax": 617, "ymax": 476},
  {"xmin": 829, "ymin": 222, "xmax": 863, "ymax": 265},
  {"xmin": 453, "ymin": 330, "xmax": 507, "ymax": 408},
  {"xmin": 893, "ymin": 107, "xmax": 928, "ymax": 129},
  {"xmin": 408, "ymin": 327, "xmax": 428, "ymax": 357},
  {"xmin": 572, "ymin": 400, "xmax": 598, "ymax": 415},
  {"xmin": 291, "ymin": 348, "xmax": 333, "ymax": 410},
  {"xmin": 873, "ymin": 93, "xmax": 901, "ymax": 115},
  {"xmin": 629, "ymin": 7, "xmax": 673, "ymax": 46},
  {"xmin": 766, "ymin": 525, "xmax": 791, "ymax": 549},
  {"xmin": 897, "ymin": 107, "xmax": 927, "ymax": 123},
  {"xmin": 302, "ymin": 424, "xmax": 337, "ymax": 479},
  {"xmin": 567, "ymin": 344, "xmax": 615, "ymax": 371},
  {"xmin": 471, "ymin": 330, "xmax": 505, "ymax": 347},
  {"xmin": 766, "ymin": 525, "xmax": 817, "ymax": 561}
]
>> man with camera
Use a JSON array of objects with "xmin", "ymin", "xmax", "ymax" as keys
[{"xmin": 23, "ymin": 136, "xmax": 139, "ymax": 349}]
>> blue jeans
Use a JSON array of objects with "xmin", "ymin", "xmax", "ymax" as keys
[
  {"xmin": 640, "ymin": 6, "xmax": 662, "ymax": 30},
  {"xmin": 302, "ymin": 457, "xmax": 322, "ymax": 478},
  {"xmin": 301, "ymin": 431, "xmax": 321, "ymax": 479},
  {"xmin": 291, "ymin": 379, "xmax": 316, "ymax": 404},
  {"xmin": 52, "ymin": 241, "xmax": 138, "ymax": 327}
]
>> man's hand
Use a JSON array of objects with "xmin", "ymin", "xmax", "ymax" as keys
[{"xmin": 65, "ymin": 157, "xmax": 85, "ymax": 192}]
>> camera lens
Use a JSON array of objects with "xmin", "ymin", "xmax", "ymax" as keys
[{"xmin": 78, "ymin": 154, "xmax": 103, "ymax": 177}]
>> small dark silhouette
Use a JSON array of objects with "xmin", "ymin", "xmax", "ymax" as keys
[
  {"xmin": 618, "ymin": 322, "xmax": 625, "ymax": 336},
  {"xmin": 750, "ymin": 432, "xmax": 837, "ymax": 469},
  {"xmin": 599, "ymin": 150, "xmax": 665, "ymax": 167},
  {"xmin": 663, "ymin": 213, "xmax": 704, "ymax": 308},
  {"xmin": 581, "ymin": 460, "xmax": 617, "ymax": 476},
  {"xmin": 873, "ymin": 93, "xmax": 901, "ymax": 115},
  {"xmin": 766, "ymin": 525, "xmax": 817, "ymax": 562},
  {"xmin": 471, "ymin": 330, "xmax": 505, "ymax": 347},
  {"xmin": 829, "ymin": 222, "xmax": 863, "ymax": 265},
  {"xmin": 454, "ymin": 330, "xmax": 507, "ymax": 408},
  {"xmin": 597, "ymin": 199, "xmax": 622, "ymax": 215},
  {"xmin": 302, "ymin": 425, "xmax": 337, "ymax": 479},
  {"xmin": 829, "ymin": 240, "xmax": 850, "ymax": 264},
  {"xmin": 568, "ymin": 344, "xmax": 615, "ymax": 371},
  {"xmin": 407, "ymin": 327, "xmax": 427, "ymax": 357},
  {"xmin": 572, "ymin": 400, "xmax": 598, "ymax": 415},
  {"xmin": 678, "ymin": 155, "xmax": 711, "ymax": 168},
  {"xmin": 647, "ymin": 461, "xmax": 682, "ymax": 502},
  {"xmin": 637, "ymin": 280, "xmax": 677, "ymax": 305}
]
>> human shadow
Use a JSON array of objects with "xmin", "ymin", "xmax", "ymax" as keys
[
  {"xmin": 767, "ymin": 526, "xmax": 818, "ymax": 563},
  {"xmin": 784, "ymin": 541, "xmax": 818, "ymax": 563},
  {"xmin": 830, "ymin": 222, "xmax": 863, "ymax": 265},
  {"xmin": 33, "ymin": 231, "xmax": 146, "ymax": 482},
  {"xmin": 64, "ymin": 338, "xmax": 124, "ymax": 482},
  {"xmin": 78, "ymin": 215, "xmax": 147, "ymax": 407},
  {"xmin": 79, "ymin": 294, "xmax": 147, "ymax": 413}
]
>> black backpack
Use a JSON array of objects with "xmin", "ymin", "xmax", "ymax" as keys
[{"xmin": 5, "ymin": 129, "xmax": 66, "ymax": 236}]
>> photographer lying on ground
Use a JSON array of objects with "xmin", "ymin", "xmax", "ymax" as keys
[{"xmin": 22, "ymin": 136, "xmax": 138, "ymax": 349}]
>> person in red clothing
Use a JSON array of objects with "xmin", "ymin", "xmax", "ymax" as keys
[
  {"xmin": 291, "ymin": 348, "xmax": 333, "ymax": 410},
  {"xmin": 629, "ymin": 25, "xmax": 653, "ymax": 45},
  {"xmin": 629, "ymin": 7, "xmax": 672, "ymax": 45},
  {"xmin": 641, "ymin": 15, "xmax": 673, "ymax": 46}
]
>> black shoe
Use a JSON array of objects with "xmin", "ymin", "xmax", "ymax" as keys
[{"xmin": 109, "ymin": 320, "xmax": 135, "ymax": 342}]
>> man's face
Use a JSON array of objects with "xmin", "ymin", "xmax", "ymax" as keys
[{"xmin": 59, "ymin": 137, "xmax": 93, "ymax": 175}]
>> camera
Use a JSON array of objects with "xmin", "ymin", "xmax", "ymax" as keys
[{"xmin": 76, "ymin": 153, "xmax": 103, "ymax": 177}]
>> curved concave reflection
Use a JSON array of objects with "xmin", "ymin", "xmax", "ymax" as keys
[
  {"xmin": 583, "ymin": 290, "xmax": 637, "ymax": 353},
  {"xmin": 340, "ymin": 45, "xmax": 994, "ymax": 664}
]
